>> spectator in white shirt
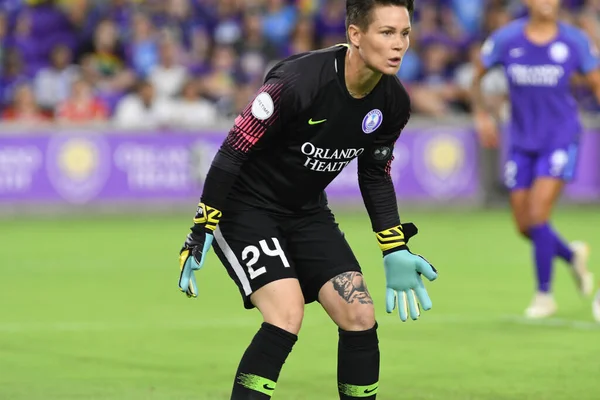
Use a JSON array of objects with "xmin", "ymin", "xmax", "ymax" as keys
[
  {"xmin": 113, "ymin": 79, "xmax": 171, "ymax": 129},
  {"xmin": 147, "ymin": 38, "xmax": 188, "ymax": 99},
  {"xmin": 34, "ymin": 44, "xmax": 80, "ymax": 111},
  {"xmin": 167, "ymin": 79, "xmax": 219, "ymax": 128}
]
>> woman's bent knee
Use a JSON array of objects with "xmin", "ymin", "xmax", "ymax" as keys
[
  {"xmin": 251, "ymin": 279, "xmax": 305, "ymax": 335},
  {"xmin": 319, "ymin": 272, "xmax": 376, "ymax": 331},
  {"xmin": 337, "ymin": 304, "xmax": 376, "ymax": 332},
  {"xmin": 263, "ymin": 307, "xmax": 304, "ymax": 335}
]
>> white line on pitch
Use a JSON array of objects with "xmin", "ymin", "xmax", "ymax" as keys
[{"xmin": 500, "ymin": 315, "xmax": 600, "ymax": 330}]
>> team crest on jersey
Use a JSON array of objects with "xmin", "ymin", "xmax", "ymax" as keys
[
  {"xmin": 549, "ymin": 42, "xmax": 569, "ymax": 63},
  {"xmin": 362, "ymin": 109, "xmax": 383, "ymax": 134}
]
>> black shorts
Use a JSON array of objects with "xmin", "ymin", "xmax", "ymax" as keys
[{"xmin": 212, "ymin": 206, "xmax": 362, "ymax": 309}]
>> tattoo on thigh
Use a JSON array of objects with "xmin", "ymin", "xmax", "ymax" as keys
[{"xmin": 331, "ymin": 272, "xmax": 373, "ymax": 304}]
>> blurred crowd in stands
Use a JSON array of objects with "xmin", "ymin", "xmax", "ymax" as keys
[{"xmin": 0, "ymin": 0, "xmax": 599, "ymax": 129}]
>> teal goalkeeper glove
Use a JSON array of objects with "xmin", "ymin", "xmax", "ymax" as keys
[
  {"xmin": 178, "ymin": 202, "xmax": 221, "ymax": 298},
  {"xmin": 376, "ymin": 223, "xmax": 438, "ymax": 322}
]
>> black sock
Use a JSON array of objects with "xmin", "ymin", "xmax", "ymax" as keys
[
  {"xmin": 231, "ymin": 322, "xmax": 298, "ymax": 399},
  {"xmin": 338, "ymin": 323, "xmax": 380, "ymax": 399}
]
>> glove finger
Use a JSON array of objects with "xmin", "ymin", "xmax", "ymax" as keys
[
  {"xmin": 186, "ymin": 271, "xmax": 198, "ymax": 298},
  {"xmin": 178, "ymin": 254, "xmax": 193, "ymax": 292},
  {"xmin": 190, "ymin": 233, "xmax": 214, "ymax": 271},
  {"xmin": 415, "ymin": 256, "xmax": 438, "ymax": 281},
  {"xmin": 407, "ymin": 289, "xmax": 420, "ymax": 320},
  {"xmin": 190, "ymin": 249, "xmax": 203, "ymax": 271},
  {"xmin": 179, "ymin": 249, "xmax": 190, "ymax": 273},
  {"xmin": 197, "ymin": 233, "xmax": 214, "ymax": 270},
  {"xmin": 397, "ymin": 290, "xmax": 409, "ymax": 322},
  {"xmin": 203, "ymin": 233, "xmax": 214, "ymax": 253},
  {"xmin": 385, "ymin": 287, "xmax": 396, "ymax": 313},
  {"xmin": 414, "ymin": 277, "xmax": 433, "ymax": 311}
]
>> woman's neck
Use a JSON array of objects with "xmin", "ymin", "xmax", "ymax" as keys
[
  {"xmin": 526, "ymin": 18, "xmax": 558, "ymax": 44},
  {"xmin": 344, "ymin": 47, "xmax": 382, "ymax": 99}
]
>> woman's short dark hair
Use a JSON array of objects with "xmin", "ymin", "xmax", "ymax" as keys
[{"xmin": 346, "ymin": 0, "xmax": 414, "ymax": 32}]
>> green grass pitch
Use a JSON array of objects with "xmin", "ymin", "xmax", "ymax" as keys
[{"xmin": 1, "ymin": 206, "xmax": 599, "ymax": 399}]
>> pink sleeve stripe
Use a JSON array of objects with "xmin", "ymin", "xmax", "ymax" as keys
[
  {"xmin": 226, "ymin": 83, "xmax": 285, "ymax": 153},
  {"xmin": 385, "ymin": 156, "xmax": 394, "ymax": 176}
]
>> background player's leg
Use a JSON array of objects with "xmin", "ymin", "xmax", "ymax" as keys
[
  {"xmin": 511, "ymin": 187, "xmax": 576, "ymax": 264},
  {"xmin": 506, "ymin": 151, "xmax": 558, "ymax": 317},
  {"xmin": 511, "ymin": 186, "xmax": 558, "ymax": 318},
  {"xmin": 319, "ymin": 273, "xmax": 379, "ymax": 399},
  {"xmin": 230, "ymin": 279, "xmax": 304, "ymax": 400},
  {"xmin": 529, "ymin": 177, "xmax": 593, "ymax": 297},
  {"xmin": 528, "ymin": 177, "xmax": 563, "ymax": 294},
  {"xmin": 593, "ymin": 288, "xmax": 600, "ymax": 322},
  {"xmin": 522, "ymin": 177, "xmax": 565, "ymax": 319},
  {"xmin": 509, "ymin": 189, "xmax": 531, "ymax": 239},
  {"xmin": 529, "ymin": 176, "xmax": 574, "ymax": 265},
  {"xmin": 506, "ymin": 150, "xmax": 535, "ymax": 240}
]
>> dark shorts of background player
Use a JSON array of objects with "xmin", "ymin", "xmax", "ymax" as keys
[{"xmin": 212, "ymin": 204, "xmax": 362, "ymax": 309}]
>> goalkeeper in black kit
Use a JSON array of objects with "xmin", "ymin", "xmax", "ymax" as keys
[{"xmin": 177, "ymin": 1, "xmax": 438, "ymax": 398}]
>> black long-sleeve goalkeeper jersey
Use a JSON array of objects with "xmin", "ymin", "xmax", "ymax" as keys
[{"xmin": 200, "ymin": 44, "xmax": 411, "ymax": 232}]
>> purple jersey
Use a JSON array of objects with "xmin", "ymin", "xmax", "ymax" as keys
[{"xmin": 481, "ymin": 19, "xmax": 599, "ymax": 151}]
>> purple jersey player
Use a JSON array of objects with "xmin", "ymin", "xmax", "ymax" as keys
[{"xmin": 472, "ymin": 0, "xmax": 600, "ymax": 319}]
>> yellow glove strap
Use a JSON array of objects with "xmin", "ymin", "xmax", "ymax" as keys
[
  {"xmin": 376, "ymin": 225, "xmax": 406, "ymax": 252},
  {"xmin": 193, "ymin": 202, "xmax": 222, "ymax": 231}
]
